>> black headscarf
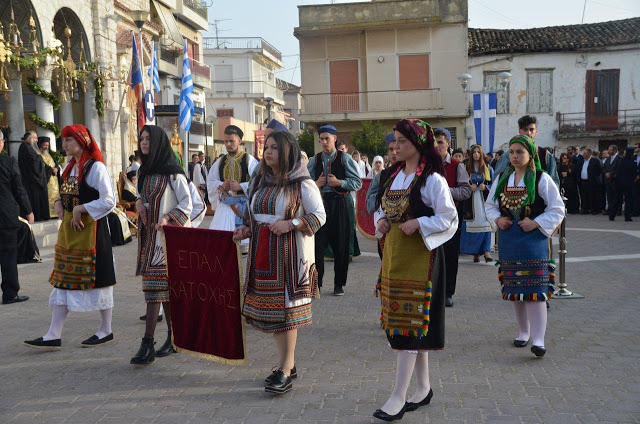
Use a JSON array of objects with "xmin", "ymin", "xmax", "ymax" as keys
[{"xmin": 137, "ymin": 125, "xmax": 185, "ymax": 192}]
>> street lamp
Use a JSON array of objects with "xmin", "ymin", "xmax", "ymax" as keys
[
  {"xmin": 264, "ymin": 96, "xmax": 274, "ymax": 123},
  {"xmin": 457, "ymin": 71, "xmax": 512, "ymax": 94}
]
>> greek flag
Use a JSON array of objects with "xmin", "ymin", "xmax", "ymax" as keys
[
  {"xmin": 179, "ymin": 40, "xmax": 194, "ymax": 132},
  {"xmin": 473, "ymin": 93, "xmax": 497, "ymax": 153},
  {"xmin": 147, "ymin": 41, "xmax": 161, "ymax": 93}
]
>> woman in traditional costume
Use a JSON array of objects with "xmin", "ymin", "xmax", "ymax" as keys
[
  {"xmin": 131, "ymin": 125, "xmax": 192, "ymax": 366},
  {"xmin": 373, "ymin": 119, "xmax": 458, "ymax": 421},
  {"xmin": 234, "ymin": 131, "xmax": 326, "ymax": 394},
  {"xmin": 485, "ymin": 135, "xmax": 564, "ymax": 358},
  {"xmin": 367, "ymin": 155, "xmax": 385, "ymax": 179},
  {"xmin": 37, "ymin": 137, "xmax": 61, "ymax": 219},
  {"xmin": 24, "ymin": 125, "xmax": 116, "ymax": 350},
  {"xmin": 460, "ymin": 144, "xmax": 494, "ymax": 262}
]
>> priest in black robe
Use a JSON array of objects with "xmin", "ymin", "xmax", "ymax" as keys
[{"xmin": 18, "ymin": 131, "xmax": 49, "ymax": 221}]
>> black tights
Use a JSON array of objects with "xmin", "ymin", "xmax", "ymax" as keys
[{"xmin": 144, "ymin": 301, "xmax": 171, "ymax": 339}]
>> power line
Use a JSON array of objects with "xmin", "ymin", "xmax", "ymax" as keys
[{"xmin": 470, "ymin": 0, "xmax": 527, "ymax": 27}]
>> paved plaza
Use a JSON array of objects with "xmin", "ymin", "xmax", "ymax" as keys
[{"xmin": 1, "ymin": 214, "xmax": 639, "ymax": 424}]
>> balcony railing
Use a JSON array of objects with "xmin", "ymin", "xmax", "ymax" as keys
[
  {"xmin": 183, "ymin": 0, "xmax": 208, "ymax": 18},
  {"xmin": 557, "ymin": 109, "xmax": 640, "ymax": 138},
  {"xmin": 202, "ymin": 37, "xmax": 282, "ymax": 62},
  {"xmin": 189, "ymin": 58, "xmax": 211, "ymax": 79},
  {"xmin": 211, "ymin": 80, "xmax": 282, "ymax": 100},
  {"xmin": 302, "ymin": 89, "xmax": 442, "ymax": 115}
]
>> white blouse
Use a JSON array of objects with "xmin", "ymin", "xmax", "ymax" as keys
[
  {"xmin": 207, "ymin": 153, "xmax": 259, "ymax": 201},
  {"xmin": 188, "ymin": 180, "xmax": 206, "ymax": 228},
  {"xmin": 69, "ymin": 161, "xmax": 116, "ymax": 220},
  {"xmin": 485, "ymin": 171, "xmax": 565, "ymax": 237},
  {"xmin": 374, "ymin": 171, "xmax": 458, "ymax": 250}
]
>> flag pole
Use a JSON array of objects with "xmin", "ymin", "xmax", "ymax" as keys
[{"xmin": 185, "ymin": 131, "xmax": 190, "ymax": 172}]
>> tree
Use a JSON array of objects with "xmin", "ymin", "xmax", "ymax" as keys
[
  {"xmin": 297, "ymin": 130, "xmax": 315, "ymax": 157},
  {"xmin": 350, "ymin": 121, "xmax": 387, "ymax": 159}
]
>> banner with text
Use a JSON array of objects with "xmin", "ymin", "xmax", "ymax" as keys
[{"xmin": 164, "ymin": 226, "xmax": 246, "ymax": 364}]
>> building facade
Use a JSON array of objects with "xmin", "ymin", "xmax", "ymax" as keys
[
  {"xmin": 468, "ymin": 17, "xmax": 640, "ymax": 153},
  {"xmin": 295, "ymin": 0, "xmax": 469, "ymax": 151},
  {"xmin": 278, "ymin": 78, "xmax": 303, "ymax": 134}
]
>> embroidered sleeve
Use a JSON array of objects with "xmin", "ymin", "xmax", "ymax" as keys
[
  {"xmin": 299, "ymin": 180, "xmax": 326, "ymax": 235},
  {"xmin": 166, "ymin": 174, "xmax": 192, "ymax": 226}
]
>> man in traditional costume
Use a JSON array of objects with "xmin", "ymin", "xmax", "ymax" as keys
[
  {"xmin": 206, "ymin": 125, "xmax": 258, "ymax": 251},
  {"xmin": 485, "ymin": 135, "xmax": 564, "ymax": 358},
  {"xmin": 24, "ymin": 125, "xmax": 117, "ymax": 350},
  {"xmin": 131, "ymin": 125, "xmax": 192, "ymax": 365},
  {"xmin": 434, "ymin": 128, "xmax": 471, "ymax": 308},
  {"xmin": 373, "ymin": 119, "xmax": 457, "ymax": 420},
  {"xmin": 18, "ymin": 131, "xmax": 49, "ymax": 221},
  {"xmin": 37, "ymin": 137, "xmax": 60, "ymax": 219},
  {"xmin": 307, "ymin": 125, "xmax": 362, "ymax": 296},
  {"xmin": 192, "ymin": 151, "xmax": 208, "ymax": 202}
]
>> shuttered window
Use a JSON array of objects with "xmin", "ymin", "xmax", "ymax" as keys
[
  {"xmin": 399, "ymin": 55, "xmax": 429, "ymax": 90},
  {"xmin": 483, "ymin": 71, "xmax": 510, "ymax": 114},
  {"xmin": 216, "ymin": 109, "xmax": 234, "ymax": 118},
  {"xmin": 527, "ymin": 70, "xmax": 553, "ymax": 113},
  {"xmin": 329, "ymin": 60, "xmax": 359, "ymax": 112}
]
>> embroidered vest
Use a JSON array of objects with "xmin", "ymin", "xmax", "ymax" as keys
[
  {"xmin": 380, "ymin": 171, "xmax": 434, "ymax": 223},
  {"xmin": 219, "ymin": 152, "xmax": 250, "ymax": 196},
  {"xmin": 313, "ymin": 150, "xmax": 349, "ymax": 194},
  {"xmin": 499, "ymin": 170, "xmax": 547, "ymax": 220}
]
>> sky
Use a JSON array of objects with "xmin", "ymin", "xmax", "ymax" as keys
[{"xmin": 201, "ymin": 0, "xmax": 640, "ymax": 86}]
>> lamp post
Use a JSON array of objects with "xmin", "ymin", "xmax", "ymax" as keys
[
  {"xmin": 264, "ymin": 96, "xmax": 274, "ymax": 124},
  {"xmin": 457, "ymin": 71, "xmax": 512, "ymax": 94}
]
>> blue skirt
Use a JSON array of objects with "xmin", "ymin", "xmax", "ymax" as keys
[
  {"xmin": 460, "ymin": 221, "xmax": 491, "ymax": 255},
  {"xmin": 497, "ymin": 218, "xmax": 555, "ymax": 301}
]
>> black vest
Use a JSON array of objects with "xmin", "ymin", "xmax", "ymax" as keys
[
  {"xmin": 378, "ymin": 168, "xmax": 435, "ymax": 220},
  {"xmin": 218, "ymin": 153, "xmax": 251, "ymax": 182},
  {"xmin": 314, "ymin": 150, "xmax": 349, "ymax": 194},
  {"xmin": 499, "ymin": 170, "xmax": 547, "ymax": 220}
]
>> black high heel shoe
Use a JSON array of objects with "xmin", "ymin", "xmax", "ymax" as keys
[
  {"xmin": 405, "ymin": 388, "xmax": 433, "ymax": 412},
  {"xmin": 373, "ymin": 405, "xmax": 407, "ymax": 421},
  {"xmin": 130, "ymin": 337, "xmax": 156, "ymax": 366},
  {"xmin": 156, "ymin": 335, "xmax": 176, "ymax": 357}
]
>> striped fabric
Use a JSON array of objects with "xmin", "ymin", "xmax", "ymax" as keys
[
  {"xmin": 148, "ymin": 41, "xmax": 161, "ymax": 93},
  {"xmin": 246, "ymin": 303, "xmax": 312, "ymax": 333},
  {"xmin": 179, "ymin": 39, "xmax": 194, "ymax": 132}
]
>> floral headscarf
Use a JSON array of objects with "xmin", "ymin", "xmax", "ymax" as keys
[
  {"xmin": 493, "ymin": 134, "xmax": 544, "ymax": 206},
  {"xmin": 60, "ymin": 124, "xmax": 104, "ymax": 183},
  {"xmin": 388, "ymin": 118, "xmax": 443, "ymax": 180}
]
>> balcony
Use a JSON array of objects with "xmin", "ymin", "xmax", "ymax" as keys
[
  {"xmin": 203, "ymin": 37, "xmax": 283, "ymax": 66},
  {"xmin": 557, "ymin": 109, "xmax": 640, "ymax": 139},
  {"xmin": 183, "ymin": 0, "xmax": 207, "ymax": 18},
  {"xmin": 301, "ymin": 89, "xmax": 442, "ymax": 121},
  {"xmin": 209, "ymin": 80, "xmax": 284, "ymax": 105},
  {"xmin": 175, "ymin": 0, "xmax": 208, "ymax": 30},
  {"xmin": 190, "ymin": 58, "xmax": 211, "ymax": 89}
]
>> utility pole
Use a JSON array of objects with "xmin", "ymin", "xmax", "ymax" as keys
[{"xmin": 210, "ymin": 19, "xmax": 231, "ymax": 48}]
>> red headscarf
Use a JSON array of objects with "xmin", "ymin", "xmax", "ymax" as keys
[{"xmin": 61, "ymin": 124, "xmax": 104, "ymax": 183}]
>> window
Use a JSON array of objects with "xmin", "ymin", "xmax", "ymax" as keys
[
  {"xmin": 444, "ymin": 127, "xmax": 458, "ymax": 149},
  {"xmin": 527, "ymin": 70, "xmax": 553, "ymax": 113},
  {"xmin": 329, "ymin": 59, "xmax": 359, "ymax": 112},
  {"xmin": 216, "ymin": 109, "xmax": 234, "ymax": 118},
  {"xmin": 483, "ymin": 71, "xmax": 509, "ymax": 114},
  {"xmin": 399, "ymin": 55, "xmax": 429, "ymax": 90}
]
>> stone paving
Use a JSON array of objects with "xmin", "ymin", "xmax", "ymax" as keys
[{"xmin": 1, "ymin": 214, "xmax": 639, "ymax": 424}]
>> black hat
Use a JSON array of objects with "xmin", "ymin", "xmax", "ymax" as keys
[{"xmin": 224, "ymin": 125, "xmax": 244, "ymax": 140}]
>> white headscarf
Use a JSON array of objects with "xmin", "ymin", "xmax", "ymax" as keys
[{"xmin": 367, "ymin": 156, "xmax": 385, "ymax": 178}]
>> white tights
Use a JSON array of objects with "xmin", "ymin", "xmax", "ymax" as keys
[
  {"xmin": 513, "ymin": 301, "xmax": 547, "ymax": 347},
  {"xmin": 381, "ymin": 351, "xmax": 430, "ymax": 415},
  {"xmin": 42, "ymin": 306, "xmax": 113, "ymax": 341}
]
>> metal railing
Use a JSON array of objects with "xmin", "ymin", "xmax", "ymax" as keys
[
  {"xmin": 302, "ymin": 89, "xmax": 442, "ymax": 115},
  {"xmin": 558, "ymin": 108, "xmax": 640, "ymax": 136},
  {"xmin": 183, "ymin": 0, "xmax": 208, "ymax": 18},
  {"xmin": 202, "ymin": 37, "xmax": 283, "ymax": 62},
  {"xmin": 189, "ymin": 58, "xmax": 211, "ymax": 79},
  {"xmin": 211, "ymin": 80, "xmax": 282, "ymax": 100}
]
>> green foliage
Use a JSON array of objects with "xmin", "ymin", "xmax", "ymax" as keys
[
  {"xmin": 50, "ymin": 149, "xmax": 66, "ymax": 166},
  {"xmin": 297, "ymin": 130, "xmax": 315, "ymax": 157},
  {"xmin": 94, "ymin": 76, "xmax": 104, "ymax": 118},
  {"xmin": 349, "ymin": 121, "xmax": 388, "ymax": 159},
  {"xmin": 26, "ymin": 78, "xmax": 61, "ymax": 110},
  {"xmin": 28, "ymin": 112, "xmax": 61, "ymax": 137}
]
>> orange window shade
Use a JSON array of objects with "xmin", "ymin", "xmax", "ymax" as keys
[
  {"xmin": 330, "ymin": 60, "xmax": 359, "ymax": 94},
  {"xmin": 216, "ymin": 109, "xmax": 234, "ymax": 118},
  {"xmin": 399, "ymin": 55, "xmax": 429, "ymax": 90}
]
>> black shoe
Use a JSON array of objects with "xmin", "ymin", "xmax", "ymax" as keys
[
  {"xmin": 609, "ymin": 217, "xmax": 615, "ymax": 221},
  {"xmin": 405, "ymin": 388, "xmax": 433, "ymax": 412},
  {"xmin": 81, "ymin": 333, "xmax": 114, "ymax": 347},
  {"xmin": 445, "ymin": 297, "xmax": 454, "ymax": 307},
  {"xmin": 24, "ymin": 337, "xmax": 61, "ymax": 351},
  {"xmin": 156, "ymin": 335, "xmax": 176, "ymax": 357},
  {"xmin": 602, "ymin": 210, "xmax": 608, "ymax": 215},
  {"xmin": 264, "ymin": 370, "xmax": 292, "ymax": 394},
  {"xmin": 333, "ymin": 286, "xmax": 345, "ymax": 296},
  {"xmin": 3, "ymin": 295, "xmax": 29, "ymax": 305},
  {"xmin": 139, "ymin": 314, "xmax": 162, "ymax": 322},
  {"xmin": 625, "ymin": 218, "xmax": 633, "ymax": 222},
  {"xmin": 373, "ymin": 405, "xmax": 407, "ymax": 421},
  {"xmin": 531, "ymin": 345, "xmax": 546, "ymax": 357},
  {"xmin": 265, "ymin": 365, "xmax": 297, "ymax": 383},
  {"xmin": 485, "ymin": 256, "xmax": 493, "ymax": 263},
  {"xmin": 513, "ymin": 339, "xmax": 529, "ymax": 348},
  {"xmin": 130, "ymin": 337, "xmax": 156, "ymax": 366}
]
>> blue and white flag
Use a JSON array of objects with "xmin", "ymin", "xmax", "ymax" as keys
[
  {"xmin": 473, "ymin": 93, "xmax": 497, "ymax": 153},
  {"xmin": 148, "ymin": 41, "xmax": 161, "ymax": 93},
  {"xmin": 179, "ymin": 39, "xmax": 194, "ymax": 132}
]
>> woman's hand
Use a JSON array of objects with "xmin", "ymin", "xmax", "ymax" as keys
[
  {"xmin": 71, "ymin": 206, "xmax": 85, "ymax": 232},
  {"xmin": 377, "ymin": 218, "xmax": 390, "ymax": 235},
  {"xmin": 136, "ymin": 199, "xmax": 148, "ymax": 226},
  {"xmin": 269, "ymin": 220, "xmax": 294, "ymax": 236},
  {"xmin": 496, "ymin": 217, "xmax": 513, "ymax": 230},
  {"xmin": 154, "ymin": 216, "xmax": 168, "ymax": 231},
  {"xmin": 561, "ymin": 172, "xmax": 567, "ymax": 178},
  {"xmin": 54, "ymin": 200, "xmax": 64, "ymax": 220},
  {"xmin": 478, "ymin": 183, "xmax": 486, "ymax": 191},
  {"xmin": 471, "ymin": 183, "xmax": 477, "ymax": 192},
  {"xmin": 398, "ymin": 219, "xmax": 420, "ymax": 236},
  {"xmin": 518, "ymin": 217, "xmax": 540, "ymax": 232},
  {"xmin": 233, "ymin": 225, "xmax": 251, "ymax": 241}
]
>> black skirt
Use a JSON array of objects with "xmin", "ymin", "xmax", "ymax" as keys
[{"xmin": 387, "ymin": 245, "xmax": 446, "ymax": 350}]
